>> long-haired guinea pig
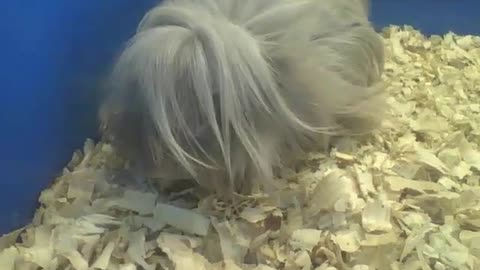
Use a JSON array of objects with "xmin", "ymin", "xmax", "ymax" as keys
[{"xmin": 99, "ymin": 0, "xmax": 386, "ymax": 195}]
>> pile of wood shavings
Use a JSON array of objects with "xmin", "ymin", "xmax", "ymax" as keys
[{"xmin": 1, "ymin": 25, "xmax": 480, "ymax": 270}]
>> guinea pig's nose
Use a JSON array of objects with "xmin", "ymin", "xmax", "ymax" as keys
[{"xmin": 143, "ymin": 159, "xmax": 193, "ymax": 181}]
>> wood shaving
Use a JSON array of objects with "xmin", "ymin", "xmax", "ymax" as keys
[{"xmin": 1, "ymin": 25, "xmax": 480, "ymax": 270}]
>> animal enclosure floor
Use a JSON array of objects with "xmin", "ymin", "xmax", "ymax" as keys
[{"xmin": 1, "ymin": 26, "xmax": 480, "ymax": 270}]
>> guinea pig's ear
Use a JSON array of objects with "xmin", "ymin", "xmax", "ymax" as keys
[{"xmin": 360, "ymin": 0, "xmax": 370, "ymax": 16}]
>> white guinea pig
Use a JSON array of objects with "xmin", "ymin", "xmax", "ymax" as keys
[{"xmin": 99, "ymin": 0, "xmax": 386, "ymax": 195}]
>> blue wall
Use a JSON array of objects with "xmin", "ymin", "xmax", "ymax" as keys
[{"xmin": 0, "ymin": 0, "xmax": 478, "ymax": 234}]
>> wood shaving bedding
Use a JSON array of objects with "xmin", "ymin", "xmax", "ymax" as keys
[{"xmin": 1, "ymin": 25, "xmax": 480, "ymax": 270}]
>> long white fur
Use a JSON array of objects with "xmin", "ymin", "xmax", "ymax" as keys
[{"xmin": 99, "ymin": 0, "xmax": 386, "ymax": 194}]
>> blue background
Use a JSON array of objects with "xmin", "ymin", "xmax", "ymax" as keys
[{"xmin": 0, "ymin": 0, "xmax": 479, "ymax": 234}]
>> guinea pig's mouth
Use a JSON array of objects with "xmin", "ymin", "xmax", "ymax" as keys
[{"xmin": 142, "ymin": 164, "xmax": 193, "ymax": 182}]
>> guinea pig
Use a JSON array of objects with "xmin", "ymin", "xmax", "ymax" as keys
[{"xmin": 99, "ymin": 0, "xmax": 386, "ymax": 195}]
